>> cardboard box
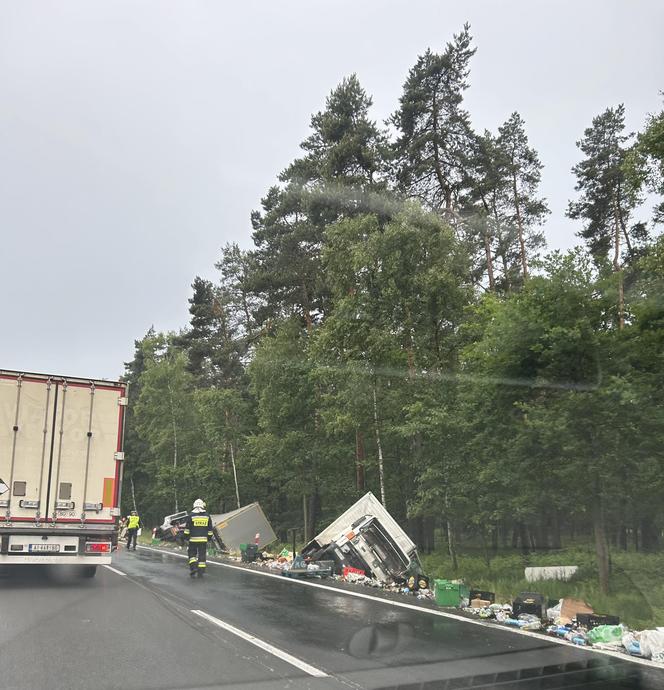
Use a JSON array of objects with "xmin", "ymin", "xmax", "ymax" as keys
[
  {"xmin": 559, "ymin": 598, "xmax": 593, "ymax": 625},
  {"xmin": 471, "ymin": 598, "xmax": 492, "ymax": 608}
]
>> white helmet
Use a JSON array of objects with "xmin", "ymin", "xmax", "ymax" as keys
[{"xmin": 193, "ymin": 498, "xmax": 206, "ymax": 510}]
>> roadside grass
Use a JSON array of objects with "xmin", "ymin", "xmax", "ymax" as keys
[{"xmin": 420, "ymin": 545, "xmax": 664, "ymax": 629}]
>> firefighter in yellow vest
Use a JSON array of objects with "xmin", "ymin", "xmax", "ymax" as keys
[
  {"xmin": 126, "ymin": 510, "xmax": 141, "ymax": 551},
  {"xmin": 183, "ymin": 499, "xmax": 214, "ymax": 577}
]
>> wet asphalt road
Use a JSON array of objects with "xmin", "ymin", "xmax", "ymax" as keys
[{"xmin": 1, "ymin": 546, "xmax": 663, "ymax": 690}]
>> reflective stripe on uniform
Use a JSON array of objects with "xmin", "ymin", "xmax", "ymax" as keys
[
  {"xmin": 189, "ymin": 537, "xmax": 207, "ymax": 543},
  {"xmin": 188, "ymin": 557, "xmax": 198, "ymax": 564},
  {"xmin": 183, "ymin": 529, "xmax": 190, "ymax": 535},
  {"xmin": 197, "ymin": 562, "xmax": 206, "ymax": 568}
]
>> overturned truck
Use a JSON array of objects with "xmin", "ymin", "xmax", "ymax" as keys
[{"xmin": 302, "ymin": 492, "xmax": 421, "ymax": 583}]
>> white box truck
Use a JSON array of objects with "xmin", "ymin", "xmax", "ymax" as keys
[{"xmin": 0, "ymin": 369, "xmax": 127, "ymax": 577}]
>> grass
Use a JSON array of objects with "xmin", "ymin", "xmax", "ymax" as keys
[{"xmin": 420, "ymin": 545, "xmax": 664, "ymax": 630}]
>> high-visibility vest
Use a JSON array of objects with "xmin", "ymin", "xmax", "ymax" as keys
[
  {"xmin": 184, "ymin": 513, "xmax": 214, "ymax": 543},
  {"xmin": 127, "ymin": 515, "xmax": 140, "ymax": 529}
]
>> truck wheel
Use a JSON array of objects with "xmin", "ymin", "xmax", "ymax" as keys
[{"xmin": 79, "ymin": 566, "xmax": 97, "ymax": 578}]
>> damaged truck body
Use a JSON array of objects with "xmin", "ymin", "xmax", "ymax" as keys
[{"xmin": 303, "ymin": 492, "xmax": 420, "ymax": 583}]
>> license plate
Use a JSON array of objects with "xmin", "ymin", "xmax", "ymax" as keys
[{"xmin": 28, "ymin": 544, "xmax": 60, "ymax": 553}]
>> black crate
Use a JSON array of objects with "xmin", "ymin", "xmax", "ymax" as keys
[
  {"xmin": 513, "ymin": 592, "xmax": 545, "ymax": 618},
  {"xmin": 470, "ymin": 590, "xmax": 495, "ymax": 604},
  {"xmin": 577, "ymin": 613, "xmax": 620, "ymax": 628},
  {"xmin": 242, "ymin": 544, "xmax": 259, "ymax": 563}
]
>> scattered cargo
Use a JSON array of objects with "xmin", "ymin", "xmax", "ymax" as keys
[
  {"xmin": 512, "ymin": 592, "xmax": 546, "ymax": 619},
  {"xmin": 434, "ymin": 579, "xmax": 470, "ymax": 607}
]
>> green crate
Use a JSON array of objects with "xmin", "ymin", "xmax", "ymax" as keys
[{"xmin": 434, "ymin": 579, "xmax": 470, "ymax": 607}]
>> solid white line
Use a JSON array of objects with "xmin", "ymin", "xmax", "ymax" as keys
[
  {"xmin": 191, "ymin": 609, "xmax": 329, "ymax": 678},
  {"xmin": 137, "ymin": 546, "xmax": 664, "ymax": 671},
  {"xmin": 103, "ymin": 564, "xmax": 127, "ymax": 577}
]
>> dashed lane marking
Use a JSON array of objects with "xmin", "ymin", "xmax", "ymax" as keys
[{"xmin": 191, "ymin": 609, "xmax": 329, "ymax": 677}]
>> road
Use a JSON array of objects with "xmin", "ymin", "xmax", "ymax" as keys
[{"xmin": 1, "ymin": 546, "xmax": 663, "ymax": 690}]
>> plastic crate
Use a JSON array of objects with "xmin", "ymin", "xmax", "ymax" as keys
[
  {"xmin": 513, "ymin": 592, "xmax": 545, "ymax": 618},
  {"xmin": 469, "ymin": 589, "xmax": 495, "ymax": 604},
  {"xmin": 434, "ymin": 579, "xmax": 470, "ymax": 607},
  {"xmin": 577, "ymin": 613, "xmax": 620, "ymax": 628}
]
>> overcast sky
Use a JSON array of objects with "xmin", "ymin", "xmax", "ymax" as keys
[{"xmin": 1, "ymin": 1, "xmax": 662, "ymax": 380}]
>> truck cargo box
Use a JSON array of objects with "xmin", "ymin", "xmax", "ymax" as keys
[
  {"xmin": 0, "ymin": 369, "xmax": 127, "ymax": 572},
  {"xmin": 209, "ymin": 502, "xmax": 276, "ymax": 552}
]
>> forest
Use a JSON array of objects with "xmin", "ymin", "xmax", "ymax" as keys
[{"xmin": 121, "ymin": 25, "xmax": 664, "ymax": 596}]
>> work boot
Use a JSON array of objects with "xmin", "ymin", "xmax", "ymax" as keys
[{"xmin": 190, "ymin": 570, "xmax": 197, "ymax": 578}]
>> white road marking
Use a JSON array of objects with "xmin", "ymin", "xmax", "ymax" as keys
[
  {"xmin": 191, "ymin": 609, "xmax": 329, "ymax": 678},
  {"xmin": 103, "ymin": 564, "xmax": 127, "ymax": 577},
  {"xmin": 136, "ymin": 546, "xmax": 663, "ymax": 670}
]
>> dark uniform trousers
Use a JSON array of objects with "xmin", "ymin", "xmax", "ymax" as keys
[{"xmin": 188, "ymin": 541, "xmax": 208, "ymax": 574}]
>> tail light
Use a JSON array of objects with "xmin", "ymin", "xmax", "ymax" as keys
[{"xmin": 85, "ymin": 542, "xmax": 111, "ymax": 553}]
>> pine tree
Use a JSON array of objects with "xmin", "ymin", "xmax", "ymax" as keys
[
  {"xmin": 567, "ymin": 105, "xmax": 640, "ymax": 328},
  {"xmin": 391, "ymin": 24, "xmax": 476, "ymax": 219},
  {"xmin": 283, "ymin": 74, "xmax": 389, "ymax": 189},
  {"xmin": 496, "ymin": 112, "xmax": 548, "ymax": 280},
  {"xmin": 175, "ymin": 277, "xmax": 244, "ymax": 386},
  {"xmin": 248, "ymin": 75, "xmax": 390, "ymax": 329}
]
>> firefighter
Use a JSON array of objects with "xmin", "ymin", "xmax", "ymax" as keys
[
  {"xmin": 183, "ymin": 499, "xmax": 214, "ymax": 577},
  {"xmin": 125, "ymin": 510, "xmax": 140, "ymax": 551}
]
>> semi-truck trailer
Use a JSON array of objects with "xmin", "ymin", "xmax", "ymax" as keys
[{"xmin": 0, "ymin": 369, "xmax": 127, "ymax": 577}]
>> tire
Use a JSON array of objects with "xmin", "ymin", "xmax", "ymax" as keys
[{"xmin": 79, "ymin": 565, "xmax": 97, "ymax": 578}]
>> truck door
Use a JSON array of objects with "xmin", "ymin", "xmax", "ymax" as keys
[
  {"xmin": 0, "ymin": 375, "xmax": 57, "ymax": 521},
  {"xmin": 47, "ymin": 381, "xmax": 124, "ymax": 524}
]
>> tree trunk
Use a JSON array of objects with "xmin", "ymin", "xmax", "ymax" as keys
[
  {"xmin": 130, "ymin": 477, "xmax": 138, "ymax": 513},
  {"xmin": 307, "ymin": 492, "xmax": 319, "ymax": 542},
  {"xmin": 483, "ymin": 223, "xmax": 496, "ymax": 290},
  {"xmin": 303, "ymin": 493, "xmax": 309, "ymax": 544},
  {"xmin": 518, "ymin": 522, "xmax": 530, "ymax": 554},
  {"xmin": 593, "ymin": 498, "xmax": 611, "ymax": 595},
  {"xmin": 355, "ymin": 429, "xmax": 366, "ymax": 491},
  {"xmin": 442, "ymin": 487, "xmax": 458, "ymax": 570},
  {"xmin": 512, "ymin": 174, "xmax": 528, "ymax": 279},
  {"xmin": 551, "ymin": 512, "xmax": 562, "ymax": 550},
  {"xmin": 446, "ymin": 521, "xmax": 458, "ymax": 571},
  {"xmin": 640, "ymin": 517, "xmax": 660, "ymax": 552},
  {"xmin": 229, "ymin": 440, "xmax": 241, "ymax": 510},
  {"xmin": 424, "ymin": 516, "xmax": 435, "ymax": 554},
  {"xmin": 618, "ymin": 524, "xmax": 628, "ymax": 551},
  {"xmin": 372, "ymin": 381, "xmax": 387, "ymax": 507},
  {"xmin": 613, "ymin": 194, "xmax": 624, "ymax": 330},
  {"xmin": 499, "ymin": 236, "xmax": 512, "ymax": 292},
  {"xmin": 225, "ymin": 409, "xmax": 241, "ymax": 509},
  {"xmin": 167, "ymin": 381, "xmax": 179, "ymax": 512}
]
